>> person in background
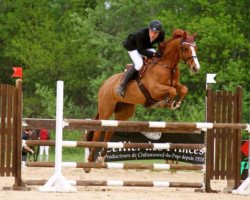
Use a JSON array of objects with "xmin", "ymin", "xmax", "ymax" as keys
[
  {"xmin": 22, "ymin": 129, "xmax": 34, "ymax": 162},
  {"xmin": 39, "ymin": 128, "xmax": 50, "ymax": 162}
]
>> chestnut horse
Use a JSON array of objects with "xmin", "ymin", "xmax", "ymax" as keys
[{"xmin": 84, "ymin": 29, "xmax": 200, "ymax": 173}]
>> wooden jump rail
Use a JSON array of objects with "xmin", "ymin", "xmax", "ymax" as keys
[
  {"xmin": 24, "ymin": 161, "xmax": 205, "ymax": 171},
  {"xmin": 64, "ymin": 119, "xmax": 249, "ymax": 130},
  {"xmin": 24, "ymin": 179, "xmax": 204, "ymax": 188},
  {"xmin": 23, "ymin": 140, "xmax": 206, "ymax": 150},
  {"xmin": 22, "ymin": 118, "xmax": 200, "ymax": 133},
  {"xmin": 22, "ymin": 118, "xmax": 250, "ymax": 132}
]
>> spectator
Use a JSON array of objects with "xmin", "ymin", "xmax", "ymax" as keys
[
  {"xmin": 22, "ymin": 129, "xmax": 34, "ymax": 162},
  {"xmin": 39, "ymin": 128, "xmax": 50, "ymax": 162}
]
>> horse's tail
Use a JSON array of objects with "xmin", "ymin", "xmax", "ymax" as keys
[
  {"xmin": 84, "ymin": 113, "xmax": 99, "ymax": 141},
  {"xmin": 94, "ymin": 112, "xmax": 99, "ymax": 120}
]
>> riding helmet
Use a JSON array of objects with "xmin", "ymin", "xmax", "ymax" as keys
[{"xmin": 149, "ymin": 20, "xmax": 162, "ymax": 32}]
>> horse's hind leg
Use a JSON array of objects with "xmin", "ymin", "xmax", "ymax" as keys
[
  {"xmin": 84, "ymin": 130, "xmax": 103, "ymax": 173},
  {"xmin": 84, "ymin": 113, "xmax": 99, "ymax": 142},
  {"xmin": 96, "ymin": 103, "xmax": 136, "ymax": 163},
  {"xmin": 114, "ymin": 103, "xmax": 135, "ymax": 121},
  {"xmin": 84, "ymin": 101, "xmax": 116, "ymax": 173},
  {"xmin": 95, "ymin": 130, "xmax": 113, "ymax": 164},
  {"xmin": 87, "ymin": 130, "xmax": 102, "ymax": 160}
]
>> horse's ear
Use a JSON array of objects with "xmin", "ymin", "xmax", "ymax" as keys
[{"xmin": 183, "ymin": 31, "xmax": 187, "ymax": 38}]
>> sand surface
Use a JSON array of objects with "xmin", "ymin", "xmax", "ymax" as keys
[{"xmin": 1, "ymin": 167, "xmax": 249, "ymax": 200}]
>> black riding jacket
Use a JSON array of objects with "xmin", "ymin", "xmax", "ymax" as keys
[{"xmin": 123, "ymin": 28, "xmax": 165, "ymax": 58}]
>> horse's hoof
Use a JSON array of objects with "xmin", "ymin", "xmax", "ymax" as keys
[
  {"xmin": 96, "ymin": 156, "xmax": 105, "ymax": 164},
  {"xmin": 84, "ymin": 168, "xmax": 91, "ymax": 173},
  {"xmin": 170, "ymin": 101, "xmax": 181, "ymax": 110},
  {"xmin": 83, "ymin": 155, "xmax": 94, "ymax": 173}
]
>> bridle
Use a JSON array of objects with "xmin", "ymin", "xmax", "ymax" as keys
[
  {"xmin": 154, "ymin": 37, "xmax": 198, "ymax": 72},
  {"xmin": 179, "ymin": 40, "xmax": 197, "ymax": 66}
]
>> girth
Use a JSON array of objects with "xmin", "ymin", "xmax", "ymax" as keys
[{"xmin": 136, "ymin": 79, "xmax": 158, "ymax": 107}]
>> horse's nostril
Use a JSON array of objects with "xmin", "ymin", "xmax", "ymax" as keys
[{"xmin": 192, "ymin": 66, "xmax": 198, "ymax": 73}]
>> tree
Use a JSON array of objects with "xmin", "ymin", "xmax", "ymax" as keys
[{"xmin": 0, "ymin": 0, "xmax": 248, "ymax": 122}]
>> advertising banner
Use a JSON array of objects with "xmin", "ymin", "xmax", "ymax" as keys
[
  {"xmin": 97, "ymin": 132, "xmax": 248, "ymax": 180},
  {"xmin": 101, "ymin": 131, "xmax": 205, "ymax": 164}
]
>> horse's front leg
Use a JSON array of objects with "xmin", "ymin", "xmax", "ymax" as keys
[
  {"xmin": 171, "ymin": 83, "xmax": 188, "ymax": 109},
  {"xmin": 96, "ymin": 130, "xmax": 114, "ymax": 164},
  {"xmin": 151, "ymin": 84, "xmax": 177, "ymax": 109}
]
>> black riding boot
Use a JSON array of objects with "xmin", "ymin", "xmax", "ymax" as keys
[{"xmin": 116, "ymin": 65, "xmax": 138, "ymax": 98}]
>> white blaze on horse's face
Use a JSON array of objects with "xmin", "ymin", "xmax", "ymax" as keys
[
  {"xmin": 182, "ymin": 41, "xmax": 200, "ymax": 74},
  {"xmin": 189, "ymin": 46, "xmax": 200, "ymax": 73}
]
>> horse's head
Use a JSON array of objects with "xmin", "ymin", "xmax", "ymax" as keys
[
  {"xmin": 160, "ymin": 29, "xmax": 201, "ymax": 74},
  {"xmin": 179, "ymin": 31, "xmax": 200, "ymax": 74}
]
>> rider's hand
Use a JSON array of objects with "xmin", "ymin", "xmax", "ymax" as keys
[{"xmin": 154, "ymin": 51, "xmax": 162, "ymax": 58}]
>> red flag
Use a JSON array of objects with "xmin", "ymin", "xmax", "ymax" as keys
[
  {"xmin": 241, "ymin": 141, "xmax": 249, "ymax": 156},
  {"xmin": 12, "ymin": 67, "xmax": 23, "ymax": 79}
]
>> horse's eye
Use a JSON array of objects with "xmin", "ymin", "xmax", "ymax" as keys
[{"xmin": 183, "ymin": 47, "xmax": 189, "ymax": 51}]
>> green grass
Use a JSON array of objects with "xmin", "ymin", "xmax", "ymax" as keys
[{"xmin": 46, "ymin": 151, "xmax": 85, "ymax": 162}]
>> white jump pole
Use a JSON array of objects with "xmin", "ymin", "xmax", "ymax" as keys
[{"xmin": 39, "ymin": 81, "xmax": 76, "ymax": 192}]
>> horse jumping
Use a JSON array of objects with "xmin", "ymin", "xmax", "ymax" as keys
[{"xmin": 84, "ymin": 29, "xmax": 200, "ymax": 173}]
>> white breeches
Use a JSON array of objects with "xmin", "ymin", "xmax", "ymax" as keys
[
  {"xmin": 39, "ymin": 146, "xmax": 49, "ymax": 156},
  {"xmin": 128, "ymin": 48, "xmax": 156, "ymax": 71}
]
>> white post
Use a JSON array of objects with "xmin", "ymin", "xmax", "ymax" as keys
[
  {"xmin": 204, "ymin": 73, "xmax": 217, "ymax": 190},
  {"xmin": 39, "ymin": 81, "xmax": 77, "ymax": 192},
  {"xmin": 205, "ymin": 73, "xmax": 217, "ymax": 121},
  {"xmin": 206, "ymin": 73, "xmax": 217, "ymax": 90},
  {"xmin": 233, "ymin": 126, "xmax": 250, "ymax": 195}
]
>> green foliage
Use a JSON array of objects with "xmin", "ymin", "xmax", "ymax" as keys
[
  {"xmin": 0, "ymin": 0, "xmax": 249, "ymax": 122},
  {"xmin": 133, "ymin": 98, "xmax": 205, "ymax": 122},
  {"xmin": 48, "ymin": 130, "xmax": 85, "ymax": 162},
  {"xmin": 24, "ymin": 83, "xmax": 84, "ymax": 118},
  {"xmin": 34, "ymin": 83, "xmax": 56, "ymax": 118}
]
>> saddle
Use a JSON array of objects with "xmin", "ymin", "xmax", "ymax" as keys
[{"xmin": 125, "ymin": 57, "xmax": 159, "ymax": 79}]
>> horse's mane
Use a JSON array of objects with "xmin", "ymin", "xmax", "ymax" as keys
[
  {"xmin": 164, "ymin": 29, "xmax": 190, "ymax": 45},
  {"xmin": 159, "ymin": 29, "xmax": 194, "ymax": 51},
  {"xmin": 172, "ymin": 29, "xmax": 190, "ymax": 39}
]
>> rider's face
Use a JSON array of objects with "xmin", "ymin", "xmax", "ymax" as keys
[{"xmin": 149, "ymin": 29, "xmax": 160, "ymax": 42}]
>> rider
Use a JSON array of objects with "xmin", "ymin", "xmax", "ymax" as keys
[{"xmin": 116, "ymin": 20, "xmax": 165, "ymax": 97}]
